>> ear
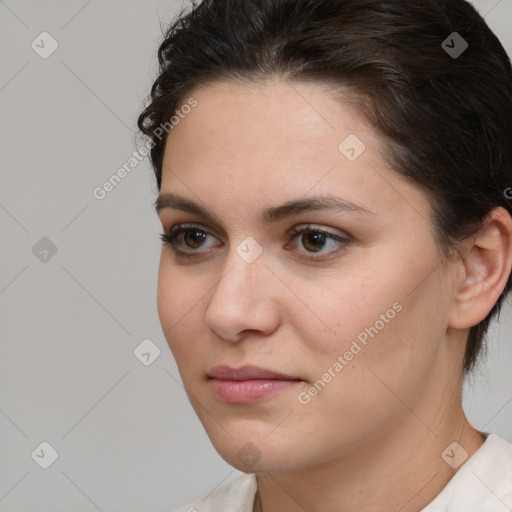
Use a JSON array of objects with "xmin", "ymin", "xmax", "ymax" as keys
[{"xmin": 449, "ymin": 207, "xmax": 512, "ymax": 330}]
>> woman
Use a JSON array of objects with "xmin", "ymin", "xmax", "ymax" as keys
[{"xmin": 138, "ymin": 0, "xmax": 512, "ymax": 510}]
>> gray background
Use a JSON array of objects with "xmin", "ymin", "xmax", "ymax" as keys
[{"xmin": 1, "ymin": 0, "xmax": 511, "ymax": 510}]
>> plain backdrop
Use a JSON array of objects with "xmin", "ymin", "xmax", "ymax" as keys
[{"xmin": 1, "ymin": 0, "xmax": 511, "ymax": 510}]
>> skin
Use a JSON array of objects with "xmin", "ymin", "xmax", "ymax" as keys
[{"xmin": 155, "ymin": 78, "xmax": 512, "ymax": 512}]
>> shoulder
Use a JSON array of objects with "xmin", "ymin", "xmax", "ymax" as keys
[
  {"xmin": 170, "ymin": 473, "xmax": 257, "ymax": 512},
  {"xmin": 423, "ymin": 434, "xmax": 512, "ymax": 511},
  {"xmin": 459, "ymin": 434, "xmax": 512, "ymax": 498},
  {"xmin": 471, "ymin": 434, "xmax": 512, "ymax": 498}
]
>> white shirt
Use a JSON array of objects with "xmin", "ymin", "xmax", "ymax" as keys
[{"xmin": 172, "ymin": 434, "xmax": 512, "ymax": 511}]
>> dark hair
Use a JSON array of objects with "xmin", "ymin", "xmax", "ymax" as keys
[{"xmin": 138, "ymin": 0, "xmax": 512, "ymax": 373}]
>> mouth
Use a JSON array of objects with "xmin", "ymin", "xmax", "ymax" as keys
[{"xmin": 207, "ymin": 365, "xmax": 302, "ymax": 404}]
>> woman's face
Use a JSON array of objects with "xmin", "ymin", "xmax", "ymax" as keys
[{"xmin": 156, "ymin": 79, "xmax": 461, "ymax": 473}]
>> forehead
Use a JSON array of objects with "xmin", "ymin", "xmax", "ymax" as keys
[
  {"xmin": 168, "ymin": 78, "xmax": 368, "ymax": 150},
  {"xmin": 160, "ymin": 78, "xmax": 431, "ymax": 228}
]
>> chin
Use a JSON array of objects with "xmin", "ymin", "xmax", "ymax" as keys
[{"xmin": 202, "ymin": 424, "xmax": 311, "ymax": 474}]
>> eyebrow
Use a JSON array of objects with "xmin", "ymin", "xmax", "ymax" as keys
[{"xmin": 155, "ymin": 193, "xmax": 376, "ymax": 224}]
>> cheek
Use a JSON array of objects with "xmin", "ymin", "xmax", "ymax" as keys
[
  {"xmin": 293, "ymin": 253, "xmax": 438, "ymax": 388},
  {"xmin": 306, "ymin": 269, "xmax": 445, "ymax": 418},
  {"xmin": 157, "ymin": 255, "xmax": 205, "ymax": 354},
  {"xmin": 290, "ymin": 269, "xmax": 395, "ymax": 359},
  {"xmin": 157, "ymin": 257, "xmax": 179, "ymax": 335}
]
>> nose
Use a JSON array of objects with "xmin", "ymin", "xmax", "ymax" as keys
[{"xmin": 204, "ymin": 248, "xmax": 281, "ymax": 342}]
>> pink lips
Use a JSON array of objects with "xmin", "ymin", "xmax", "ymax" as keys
[{"xmin": 208, "ymin": 365, "xmax": 301, "ymax": 404}]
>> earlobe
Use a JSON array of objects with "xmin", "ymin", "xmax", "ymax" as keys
[{"xmin": 448, "ymin": 207, "xmax": 512, "ymax": 330}]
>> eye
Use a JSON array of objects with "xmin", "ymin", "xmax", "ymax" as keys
[
  {"xmin": 160, "ymin": 223, "xmax": 221, "ymax": 255},
  {"xmin": 287, "ymin": 224, "xmax": 349, "ymax": 257}
]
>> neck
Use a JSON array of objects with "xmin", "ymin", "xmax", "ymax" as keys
[{"xmin": 254, "ymin": 400, "xmax": 484, "ymax": 512}]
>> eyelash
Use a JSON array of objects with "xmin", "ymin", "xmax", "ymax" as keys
[{"xmin": 159, "ymin": 223, "xmax": 350, "ymax": 261}]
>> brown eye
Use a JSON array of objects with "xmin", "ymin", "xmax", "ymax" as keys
[
  {"xmin": 301, "ymin": 232, "xmax": 327, "ymax": 252},
  {"xmin": 288, "ymin": 225, "xmax": 349, "ymax": 258},
  {"xmin": 183, "ymin": 230, "xmax": 208, "ymax": 248},
  {"xmin": 160, "ymin": 224, "xmax": 222, "ymax": 256}
]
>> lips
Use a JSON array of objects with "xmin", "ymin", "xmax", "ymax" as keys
[
  {"xmin": 207, "ymin": 365, "xmax": 302, "ymax": 404},
  {"xmin": 208, "ymin": 365, "xmax": 299, "ymax": 381}
]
